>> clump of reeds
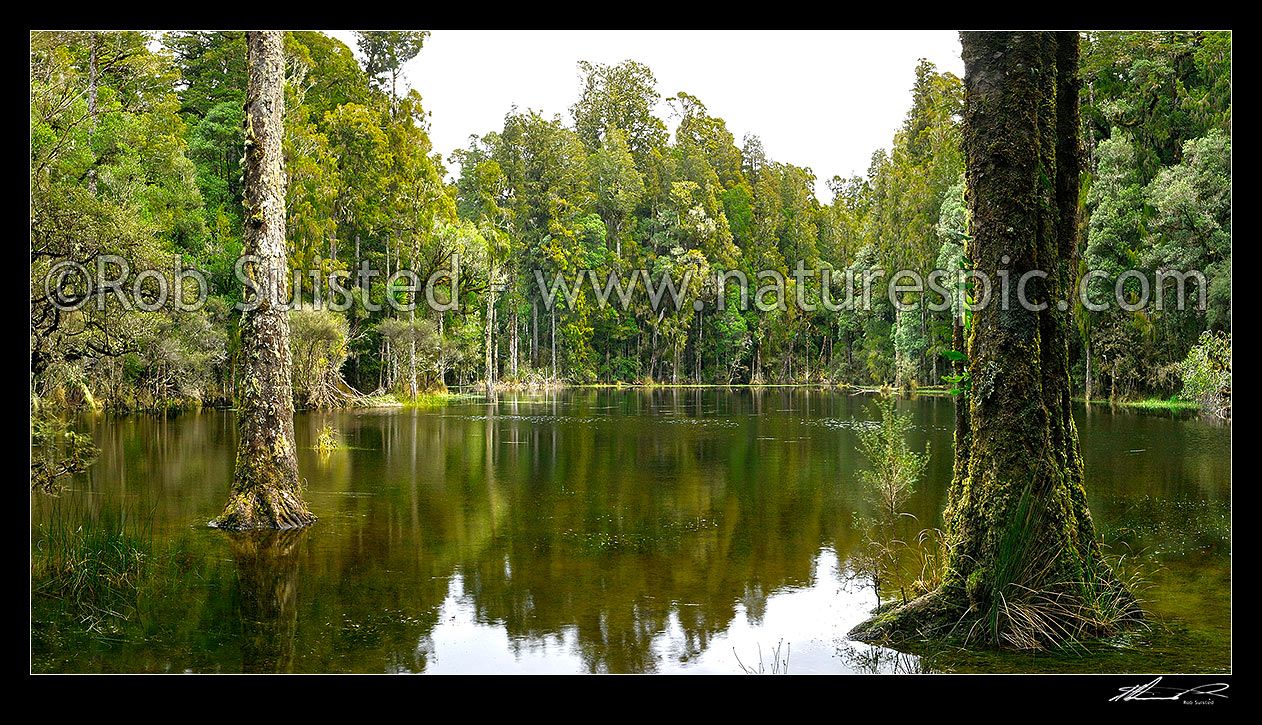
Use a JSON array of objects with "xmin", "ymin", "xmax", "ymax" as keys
[
  {"xmin": 962, "ymin": 484, "xmax": 1149, "ymax": 651},
  {"xmin": 32, "ymin": 499, "xmax": 154, "ymax": 633},
  {"xmin": 32, "ymin": 498, "xmax": 194, "ymax": 639},
  {"xmin": 734, "ymin": 639, "xmax": 790, "ymax": 674}
]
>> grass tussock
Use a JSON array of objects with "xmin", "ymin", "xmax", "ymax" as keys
[
  {"xmin": 396, "ymin": 392, "xmax": 474, "ymax": 408},
  {"xmin": 1115, "ymin": 397, "xmax": 1202, "ymax": 412},
  {"xmin": 31, "ymin": 498, "xmax": 195, "ymax": 640},
  {"xmin": 960, "ymin": 484, "xmax": 1149, "ymax": 651},
  {"xmin": 979, "ymin": 555, "xmax": 1149, "ymax": 651}
]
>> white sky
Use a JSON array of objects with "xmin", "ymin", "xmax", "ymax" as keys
[{"xmin": 326, "ymin": 30, "xmax": 964, "ymax": 204}]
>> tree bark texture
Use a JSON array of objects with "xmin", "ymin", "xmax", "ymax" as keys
[
  {"xmin": 214, "ymin": 31, "xmax": 316, "ymax": 531},
  {"xmin": 851, "ymin": 32, "xmax": 1135, "ymax": 648}
]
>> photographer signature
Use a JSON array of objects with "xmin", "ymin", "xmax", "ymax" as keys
[{"xmin": 1110, "ymin": 677, "xmax": 1229, "ymax": 702}]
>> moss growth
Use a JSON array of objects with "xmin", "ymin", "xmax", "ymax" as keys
[
  {"xmin": 212, "ymin": 485, "xmax": 316, "ymax": 531},
  {"xmin": 851, "ymin": 33, "xmax": 1139, "ymax": 652},
  {"xmin": 314, "ymin": 424, "xmax": 338, "ymax": 452}
]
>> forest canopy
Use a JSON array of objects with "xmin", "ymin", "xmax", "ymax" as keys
[{"xmin": 30, "ymin": 30, "xmax": 1231, "ymax": 413}]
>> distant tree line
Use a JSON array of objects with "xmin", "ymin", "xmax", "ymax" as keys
[{"xmin": 30, "ymin": 31, "xmax": 1230, "ymax": 412}]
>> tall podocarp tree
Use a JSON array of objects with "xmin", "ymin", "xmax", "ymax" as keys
[
  {"xmin": 213, "ymin": 31, "xmax": 317, "ymax": 530},
  {"xmin": 851, "ymin": 31, "xmax": 1138, "ymax": 648}
]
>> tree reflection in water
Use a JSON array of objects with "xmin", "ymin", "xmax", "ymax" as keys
[
  {"xmin": 227, "ymin": 528, "xmax": 307, "ymax": 673},
  {"xmin": 836, "ymin": 641, "xmax": 929, "ymax": 674},
  {"xmin": 32, "ymin": 390, "xmax": 1230, "ymax": 673}
]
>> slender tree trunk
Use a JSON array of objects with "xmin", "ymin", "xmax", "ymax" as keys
[
  {"xmin": 750, "ymin": 341, "xmax": 763, "ymax": 385},
  {"xmin": 87, "ymin": 32, "xmax": 98, "ymax": 196},
  {"xmin": 409, "ymin": 236, "xmax": 418, "ymax": 397},
  {"xmin": 804, "ymin": 334, "xmax": 811, "ymax": 383},
  {"xmin": 511, "ymin": 307, "xmax": 519, "ymax": 379},
  {"xmin": 214, "ymin": 31, "xmax": 316, "ymax": 531},
  {"xmin": 696, "ymin": 310, "xmax": 703, "ymax": 382},
  {"xmin": 1084, "ymin": 339, "xmax": 1092, "ymax": 403},
  {"xmin": 437, "ymin": 311, "xmax": 446, "ymax": 388},
  {"xmin": 409, "ymin": 305, "xmax": 418, "ymax": 398},
  {"xmin": 852, "ymin": 31, "xmax": 1134, "ymax": 647},
  {"xmin": 1085, "ymin": 78, "xmax": 1098, "ymax": 174},
  {"xmin": 919, "ymin": 302, "xmax": 928, "ymax": 385},
  {"xmin": 932, "ymin": 344, "xmax": 939, "ymax": 389},
  {"xmin": 384, "ymin": 235, "xmax": 393, "ymax": 390},
  {"xmin": 485, "ymin": 268, "xmax": 497, "ymax": 399}
]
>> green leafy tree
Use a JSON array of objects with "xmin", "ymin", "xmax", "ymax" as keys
[
  {"xmin": 1177, "ymin": 330, "xmax": 1230, "ymax": 419},
  {"xmin": 354, "ymin": 31, "xmax": 429, "ymax": 110},
  {"xmin": 571, "ymin": 60, "xmax": 668, "ymax": 166}
]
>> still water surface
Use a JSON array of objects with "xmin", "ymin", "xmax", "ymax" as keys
[{"xmin": 31, "ymin": 390, "xmax": 1230, "ymax": 673}]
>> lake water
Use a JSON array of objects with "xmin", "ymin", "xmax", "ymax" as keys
[{"xmin": 31, "ymin": 390, "xmax": 1231, "ymax": 673}]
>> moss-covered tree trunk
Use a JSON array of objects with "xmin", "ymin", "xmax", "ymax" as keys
[
  {"xmin": 213, "ymin": 31, "xmax": 316, "ymax": 531},
  {"xmin": 851, "ymin": 31, "xmax": 1136, "ymax": 648}
]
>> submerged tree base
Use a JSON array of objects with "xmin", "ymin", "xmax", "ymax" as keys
[
  {"xmin": 211, "ymin": 487, "xmax": 317, "ymax": 531},
  {"xmin": 849, "ymin": 590, "xmax": 963, "ymax": 644},
  {"xmin": 849, "ymin": 579, "xmax": 1144, "ymax": 651}
]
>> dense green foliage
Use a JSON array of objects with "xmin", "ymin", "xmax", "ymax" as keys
[
  {"xmin": 1177, "ymin": 330, "xmax": 1231, "ymax": 419},
  {"xmin": 29, "ymin": 31, "xmax": 1230, "ymax": 412},
  {"xmin": 1077, "ymin": 31, "xmax": 1232, "ymax": 400}
]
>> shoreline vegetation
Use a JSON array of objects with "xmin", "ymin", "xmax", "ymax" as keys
[
  {"xmin": 31, "ymin": 31, "xmax": 1230, "ymax": 433},
  {"xmin": 30, "ymin": 385, "xmax": 1229, "ymax": 671},
  {"xmin": 37, "ymin": 382, "xmax": 1215, "ymax": 417}
]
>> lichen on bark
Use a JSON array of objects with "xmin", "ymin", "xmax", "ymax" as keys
[
  {"xmin": 211, "ymin": 31, "xmax": 315, "ymax": 531},
  {"xmin": 850, "ymin": 32, "xmax": 1139, "ymax": 649}
]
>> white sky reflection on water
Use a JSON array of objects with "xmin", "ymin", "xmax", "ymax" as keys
[{"xmin": 422, "ymin": 546, "xmax": 918, "ymax": 674}]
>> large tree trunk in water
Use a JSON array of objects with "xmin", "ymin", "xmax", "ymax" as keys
[
  {"xmin": 213, "ymin": 31, "xmax": 316, "ymax": 531},
  {"xmin": 851, "ymin": 32, "xmax": 1135, "ymax": 648}
]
